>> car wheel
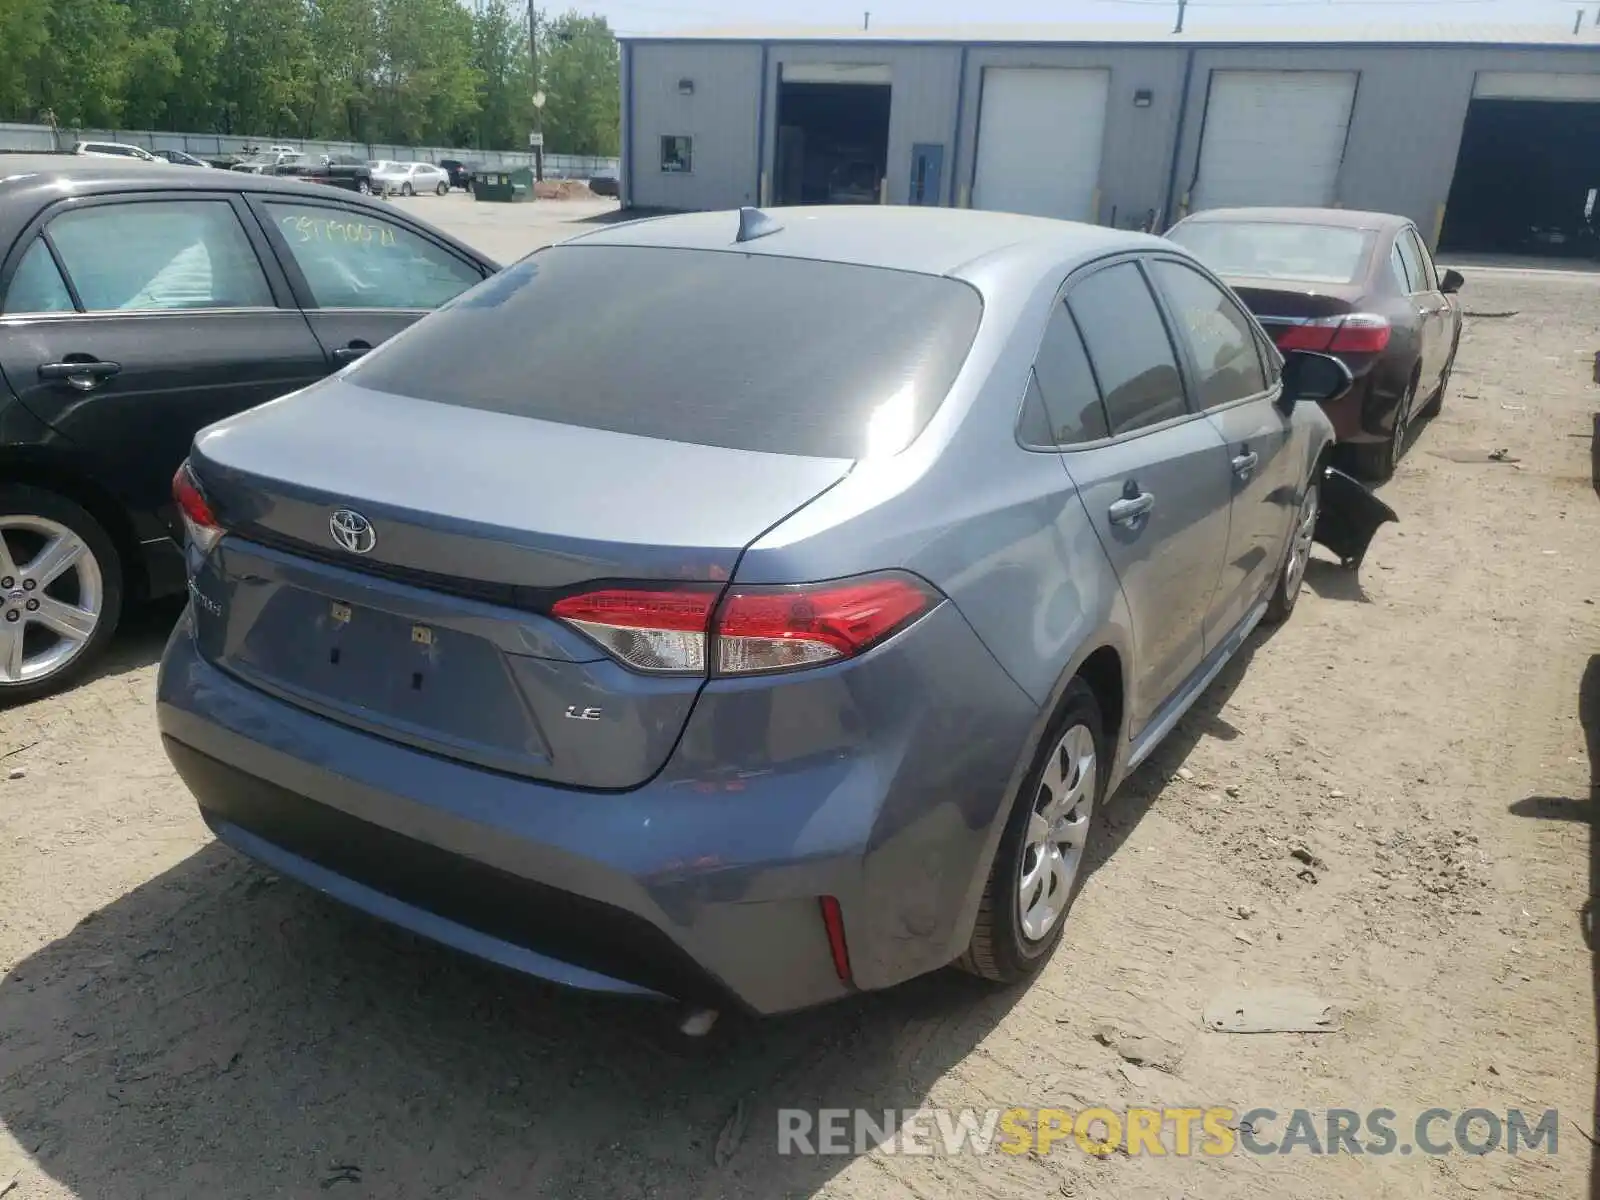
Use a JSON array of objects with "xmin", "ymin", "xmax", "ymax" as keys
[
  {"xmin": 357, "ymin": 178, "xmax": 371, "ymax": 195},
  {"xmin": 436, "ymin": 181, "xmax": 448, "ymax": 196},
  {"xmin": 0, "ymin": 486, "xmax": 123, "ymax": 706},
  {"xmin": 1352, "ymin": 374, "xmax": 1417, "ymax": 483},
  {"xmin": 1264, "ymin": 476, "xmax": 1320, "ymax": 624},
  {"xmin": 959, "ymin": 677, "xmax": 1106, "ymax": 983},
  {"xmin": 401, "ymin": 182, "xmax": 414, "ymax": 197}
]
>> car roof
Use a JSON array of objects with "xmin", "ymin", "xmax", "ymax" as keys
[
  {"xmin": 566, "ymin": 205, "xmax": 1167, "ymax": 280},
  {"xmin": 1176, "ymin": 206, "xmax": 1411, "ymax": 233},
  {"xmin": 0, "ymin": 153, "xmax": 496, "ymax": 267}
]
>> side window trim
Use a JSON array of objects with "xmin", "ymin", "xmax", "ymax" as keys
[
  {"xmin": 1145, "ymin": 253, "xmax": 1279, "ymax": 414},
  {"xmin": 242, "ymin": 191, "xmax": 485, "ymax": 312},
  {"xmin": 1054, "ymin": 252, "xmax": 1204, "ymax": 449},
  {"xmin": 14, "ymin": 191, "xmax": 289, "ymax": 314}
]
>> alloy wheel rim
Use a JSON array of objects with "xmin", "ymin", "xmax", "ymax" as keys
[
  {"xmin": 1284, "ymin": 483, "xmax": 1319, "ymax": 604},
  {"xmin": 1018, "ymin": 722, "xmax": 1097, "ymax": 942},
  {"xmin": 0, "ymin": 516, "xmax": 103, "ymax": 686}
]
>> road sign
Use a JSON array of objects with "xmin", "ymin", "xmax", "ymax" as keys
[{"xmin": 528, "ymin": 132, "xmax": 544, "ymax": 148}]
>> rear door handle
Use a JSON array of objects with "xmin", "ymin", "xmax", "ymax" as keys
[
  {"xmin": 1108, "ymin": 492, "xmax": 1155, "ymax": 526},
  {"xmin": 39, "ymin": 359, "xmax": 120, "ymax": 391},
  {"xmin": 1231, "ymin": 450, "xmax": 1259, "ymax": 479},
  {"xmin": 332, "ymin": 341, "xmax": 371, "ymax": 363}
]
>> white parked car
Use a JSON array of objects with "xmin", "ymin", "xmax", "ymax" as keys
[
  {"xmin": 72, "ymin": 141, "xmax": 167, "ymax": 163},
  {"xmin": 371, "ymin": 161, "xmax": 450, "ymax": 196}
]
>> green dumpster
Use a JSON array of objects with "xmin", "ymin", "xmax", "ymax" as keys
[{"xmin": 471, "ymin": 167, "xmax": 534, "ymax": 203}]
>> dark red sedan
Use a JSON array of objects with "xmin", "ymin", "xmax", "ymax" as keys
[{"xmin": 1167, "ymin": 207, "xmax": 1463, "ymax": 481}]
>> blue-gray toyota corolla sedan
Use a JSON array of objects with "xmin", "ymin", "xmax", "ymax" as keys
[{"xmin": 157, "ymin": 206, "xmax": 1393, "ymax": 1015}]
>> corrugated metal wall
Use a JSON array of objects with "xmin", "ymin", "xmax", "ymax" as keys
[
  {"xmin": 627, "ymin": 42, "xmax": 765, "ymax": 210},
  {"xmin": 622, "ymin": 37, "xmax": 1600, "ymax": 246}
]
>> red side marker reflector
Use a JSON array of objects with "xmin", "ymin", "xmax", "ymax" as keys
[{"xmin": 819, "ymin": 895, "xmax": 851, "ymax": 982}]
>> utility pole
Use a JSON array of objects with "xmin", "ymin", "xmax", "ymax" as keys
[
  {"xmin": 863, "ymin": 11, "xmax": 870, "ymax": 30},
  {"xmin": 528, "ymin": 0, "xmax": 544, "ymax": 181},
  {"xmin": 1173, "ymin": 0, "xmax": 1186, "ymax": 34}
]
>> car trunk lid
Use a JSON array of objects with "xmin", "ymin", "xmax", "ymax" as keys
[{"xmin": 186, "ymin": 378, "xmax": 851, "ymax": 788}]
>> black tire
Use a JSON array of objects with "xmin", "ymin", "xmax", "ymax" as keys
[
  {"xmin": 1264, "ymin": 477, "xmax": 1320, "ymax": 624},
  {"xmin": 357, "ymin": 178, "xmax": 371, "ymax": 195},
  {"xmin": 401, "ymin": 182, "xmax": 414, "ymax": 197},
  {"xmin": 0, "ymin": 485, "xmax": 123, "ymax": 706},
  {"xmin": 435, "ymin": 181, "xmax": 448, "ymax": 196},
  {"xmin": 959, "ymin": 678, "xmax": 1107, "ymax": 983},
  {"xmin": 1350, "ymin": 373, "xmax": 1418, "ymax": 483}
]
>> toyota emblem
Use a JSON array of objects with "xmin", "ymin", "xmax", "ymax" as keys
[{"xmin": 329, "ymin": 508, "xmax": 377, "ymax": 554}]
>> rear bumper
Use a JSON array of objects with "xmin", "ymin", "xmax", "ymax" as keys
[
  {"xmin": 1319, "ymin": 366, "xmax": 1405, "ymax": 446},
  {"xmin": 156, "ymin": 601, "xmax": 1037, "ymax": 1014}
]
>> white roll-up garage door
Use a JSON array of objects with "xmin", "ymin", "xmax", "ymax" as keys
[
  {"xmin": 972, "ymin": 68, "xmax": 1109, "ymax": 221},
  {"xmin": 1190, "ymin": 70, "xmax": 1358, "ymax": 211}
]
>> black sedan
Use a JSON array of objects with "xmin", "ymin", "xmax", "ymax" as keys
[
  {"xmin": 0, "ymin": 155, "xmax": 499, "ymax": 701},
  {"xmin": 1167, "ymin": 207, "xmax": 1464, "ymax": 481},
  {"xmin": 439, "ymin": 159, "xmax": 478, "ymax": 191}
]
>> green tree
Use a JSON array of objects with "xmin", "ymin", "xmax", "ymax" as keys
[
  {"xmin": 0, "ymin": 0, "xmax": 51, "ymax": 120},
  {"xmin": 538, "ymin": 12, "xmax": 619, "ymax": 157},
  {"xmin": 471, "ymin": 0, "xmax": 537, "ymax": 151}
]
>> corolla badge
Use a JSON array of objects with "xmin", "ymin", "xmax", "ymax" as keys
[{"xmin": 329, "ymin": 508, "xmax": 377, "ymax": 554}]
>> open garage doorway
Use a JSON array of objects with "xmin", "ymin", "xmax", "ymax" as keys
[
  {"xmin": 774, "ymin": 64, "xmax": 891, "ymax": 206},
  {"xmin": 1441, "ymin": 74, "xmax": 1600, "ymax": 259}
]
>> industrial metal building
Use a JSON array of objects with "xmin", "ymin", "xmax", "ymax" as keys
[{"xmin": 617, "ymin": 23, "xmax": 1600, "ymax": 254}]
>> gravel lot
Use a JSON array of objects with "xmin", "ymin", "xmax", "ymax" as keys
[{"xmin": 1, "ymin": 208, "xmax": 1597, "ymax": 1199}]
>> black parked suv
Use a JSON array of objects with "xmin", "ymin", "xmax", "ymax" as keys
[
  {"xmin": 0, "ymin": 155, "xmax": 499, "ymax": 701},
  {"xmin": 439, "ymin": 159, "xmax": 478, "ymax": 191}
]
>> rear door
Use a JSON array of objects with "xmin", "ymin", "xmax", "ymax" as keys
[
  {"xmin": 1398, "ymin": 225, "xmax": 1450, "ymax": 394},
  {"xmin": 1146, "ymin": 256, "xmax": 1295, "ymax": 643},
  {"xmin": 245, "ymin": 194, "xmax": 488, "ymax": 368},
  {"xmin": 0, "ymin": 191, "xmax": 327, "ymax": 520},
  {"xmin": 1048, "ymin": 258, "xmax": 1232, "ymax": 735}
]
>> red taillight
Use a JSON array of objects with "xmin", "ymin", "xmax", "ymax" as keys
[
  {"xmin": 1275, "ymin": 313, "xmax": 1390, "ymax": 355},
  {"xmin": 550, "ymin": 572, "xmax": 938, "ymax": 676},
  {"xmin": 172, "ymin": 460, "xmax": 223, "ymax": 552},
  {"xmin": 715, "ymin": 575, "xmax": 936, "ymax": 675},
  {"xmin": 819, "ymin": 895, "xmax": 852, "ymax": 982}
]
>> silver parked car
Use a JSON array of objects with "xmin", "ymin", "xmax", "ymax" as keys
[{"xmin": 158, "ymin": 207, "xmax": 1392, "ymax": 1016}]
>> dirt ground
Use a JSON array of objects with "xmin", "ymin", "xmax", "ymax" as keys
[{"xmin": 1, "ymin": 261, "xmax": 1598, "ymax": 1200}]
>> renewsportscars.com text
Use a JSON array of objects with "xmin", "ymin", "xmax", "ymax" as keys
[{"xmin": 777, "ymin": 1106, "xmax": 1560, "ymax": 1158}]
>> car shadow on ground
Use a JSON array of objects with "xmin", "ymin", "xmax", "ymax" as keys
[
  {"xmin": 0, "ymin": 625, "xmax": 1267, "ymax": 1198},
  {"xmin": 1303, "ymin": 557, "xmax": 1372, "ymax": 603},
  {"xmin": 1507, "ymin": 654, "xmax": 1599, "ymax": 1190},
  {"xmin": 84, "ymin": 596, "xmax": 185, "ymax": 684}
]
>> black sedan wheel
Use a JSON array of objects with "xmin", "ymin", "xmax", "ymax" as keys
[
  {"xmin": 357, "ymin": 178, "xmax": 371, "ymax": 195},
  {"xmin": 0, "ymin": 486, "xmax": 123, "ymax": 705}
]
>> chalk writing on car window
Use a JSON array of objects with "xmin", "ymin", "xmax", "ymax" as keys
[{"xmin": 280, "ymin": 214, "xmax": 398, "ymax": 248}]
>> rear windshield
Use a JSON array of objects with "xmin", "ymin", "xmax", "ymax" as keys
[
  {"xmin": 1166, "ymin": 221, "xmax": 1374, "ymax": 284},
  {"xmin": 347, "ymin": 244, "xmax": 984, "ymax": 459}
]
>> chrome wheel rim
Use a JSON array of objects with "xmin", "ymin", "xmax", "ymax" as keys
[
  {"xmin": 0, "ymin": 516, "xmax": 103, "ymax": 686},
  {"xmin": 1018, "ymin": 722, "xmax": 1097, "ymax": 942},
  {"xmin": 1283, "ymin": 483, "xmax": 1319, "ymax": 604}
]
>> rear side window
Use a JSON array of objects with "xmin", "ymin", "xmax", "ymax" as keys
[
  {"xmin": 1029, "ymin": 302, "xmax": 1108, "ymax": 445},
  {"xmin": 266, "ymin": 201, "xmax": 482, "ymax": 310},
  {"xmin": 1388, "ymin": 242, "xmax": 1411, "ymax": 293},
  {"xmin": 1149, "ymin": 260, "xmax": 1267, "ymax": 410},
  {"xmin": 46, "ymin": 200, "xmax": 274, "ymax": 311},
  {"xmin": 1066, "ymin": 262, "xmax": 1187, "ymax": 436},
  {"xmin": 1403, "ymin": 228, "xmax": 1437, "ymax": 290},
  {"xmin": 1395, "ymin": 231, "xmax": 1426, "ymax": 295},
  {"xmin": 3, "ymin": 240, "xmax": 74, "ymax": 314},
  {"xmin": 347, "ymin": 245, "xmax": 984, "ymax": 459}
]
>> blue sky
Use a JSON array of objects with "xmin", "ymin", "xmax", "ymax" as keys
[{"xmin": 583, "ymin": 0, "xmax": 1597, "ymax": 38}]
